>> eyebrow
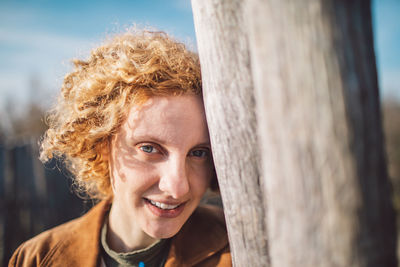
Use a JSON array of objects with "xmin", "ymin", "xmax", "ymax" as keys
[
  {"xmin": 195, "ymin": 142, "xmax": 212, "ymax": 148},
  {"xmin": 133, "ymin": 135, "xmax": 211, "ymax": 148}
]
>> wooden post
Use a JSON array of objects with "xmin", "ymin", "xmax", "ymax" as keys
[
  {"xmin": 247, "ymin": 0, "xmax": 397, "ymax": 266},
  {"xmin": 192, "ymin": 0, "xmax": 397, "ymax": 266},
  {"xmin": 191, "ymin": 1, "xmax": 270, "ymax": 266}
]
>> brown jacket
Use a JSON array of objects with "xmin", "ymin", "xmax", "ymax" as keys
[{"xmin": 8, "ymin": 201, "xmax": 231, "ymax": 267}]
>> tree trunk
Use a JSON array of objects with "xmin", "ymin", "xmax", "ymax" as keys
[
  {"xmin": 191, "ymin": 1, "xmax": 269, "ymax": 266},
  {"xmin": 192, "ymin": 0, "xmax": 397, "ymax": 266},
  {"xmin": 246, "ymin": 0, "xmax": 397, "ymax": 266}
]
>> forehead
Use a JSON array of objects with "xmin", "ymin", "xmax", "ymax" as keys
[{"xmin": 122, "ymin": 95, "xmax": 209, "ymax": 145}]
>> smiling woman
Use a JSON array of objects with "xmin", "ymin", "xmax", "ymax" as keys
[
  {"xmin": 109, "ymin": 96, "xmax": 213, "ymax": 250},
  {"xmin": 8, "ymin": 30, "xmax": 231, "ymax": 267}
]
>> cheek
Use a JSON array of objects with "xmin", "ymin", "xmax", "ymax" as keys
[
  {"xmin": 114, "ymin": 164, "xmax": 161, "ymax": 195},
  {"xmin": 112, "ymin": 152, "xmax": 155, "ymax": 183}
]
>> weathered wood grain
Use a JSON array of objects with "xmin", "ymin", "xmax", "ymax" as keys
[
  {"xmin": 191, "ymin": 0, "xmax": 270, "ymax": 266},
  {"xmin": 193, "ymin": 0, "xmax": 397, "ymax": 266},
  {"xmin": 246, "ymin": 0, "xmax": 397, "ymax": 266}
]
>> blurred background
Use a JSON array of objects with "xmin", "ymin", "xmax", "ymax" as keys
[{"xmin": 0, "ymin": 0, "xmax": 399, "ymax": 265}]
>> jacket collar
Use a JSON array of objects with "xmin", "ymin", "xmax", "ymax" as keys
[
  {"xmin": 45, "ymin": 200, "xmax": 110, "ymax": 266},
  {"xmin": 165, "ymin": 205, "xmax": 229, "ymax": 266},
  {"xmin": 46, "ymin": 200, "xmax": 228, "ymax": 267}
]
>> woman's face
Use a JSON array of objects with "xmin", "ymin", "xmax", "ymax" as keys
[{"xmin": 109, "ymin": 95, "xmax": 213, "ymax": 244}]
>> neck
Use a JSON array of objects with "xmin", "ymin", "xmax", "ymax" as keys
[{"xmin": 107, "ymin": 203, "xmax": 159, "ymax": 252}]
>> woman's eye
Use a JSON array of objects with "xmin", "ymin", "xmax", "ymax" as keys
[
  {"xmin": 139, "ymin": 145, "xmax": 158, "ymax": 154},
  {"xmin": 190, "ymin": 149, "xmax": 209, "ymax": 158}
]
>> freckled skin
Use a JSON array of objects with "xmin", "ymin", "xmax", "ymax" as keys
[{"xmin": 107, "ymin": 95, "xmax": 213, "ymax": 252}]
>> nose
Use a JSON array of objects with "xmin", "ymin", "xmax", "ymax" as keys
[{"xmin": 158, "ymin": 156, "xmax": 190, "ymax": 199}]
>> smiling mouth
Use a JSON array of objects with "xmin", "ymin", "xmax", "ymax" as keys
[
  {"xmin": 144, "ymin": 198, "xmax": 183, "ymax": 210},
  {"xmin": 144, "ymin": 198, "xmax": 186, "ymax": 218}
]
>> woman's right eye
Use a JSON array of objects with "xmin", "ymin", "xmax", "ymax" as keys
[{"xmin": 139, "ymin": 145, "xmax": 159, "ymax": 154}]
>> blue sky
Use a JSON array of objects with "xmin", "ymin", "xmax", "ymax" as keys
[
  {"xmin": 0, "ymin": 0, "xmax": 399, "ymax": 114},
  {"xmin": 372, "ymin": 0, "xmax": 400, "ymax": 100}
]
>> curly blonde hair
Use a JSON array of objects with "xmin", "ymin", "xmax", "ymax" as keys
[{"xmin": 40, "ymin": 30, "xmax": 202, "ymax": 199}]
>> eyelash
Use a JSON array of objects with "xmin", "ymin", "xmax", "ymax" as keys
[
  {"xmin": 189, "ymin": 149, "xmax": 209, "ymax": 158},
  {"xmin": 137, "ymin": 144, "xmax": 209, "ymax": 158},
  {"xmin": 139, "ymin": 144, "xmax": 159, "ymax": 154}
]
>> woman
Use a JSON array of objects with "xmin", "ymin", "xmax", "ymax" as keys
[{"xmin": 9, "ymin": 30, "xmax": 231, "ymax": 267}]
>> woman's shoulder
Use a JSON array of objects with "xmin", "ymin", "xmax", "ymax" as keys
[
  {"xmin": 8, "ymin": 200, "xmax": 110, "ymax": 267},
  {"xmin": 9, "ymin": 216, "xmax": 80, "ymax": 266}
]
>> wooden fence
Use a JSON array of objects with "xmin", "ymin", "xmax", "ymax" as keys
[{"xmin": 0, "ymin": 141, "xmax": 92, "ymax": 266}]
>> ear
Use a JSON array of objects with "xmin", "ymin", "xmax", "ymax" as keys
[
  {"xmin": 98, "ymin": 138, "xmax": 111, "ymax": 161},
  {"xmin": 98, "ymin": 138, "xmax": 116, "ymax": 193}
]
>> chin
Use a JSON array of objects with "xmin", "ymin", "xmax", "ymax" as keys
[
  {"xmin": 149, "ymin": 231, "xmax": 177, "ymax": 239},
  {"xmin": 144, "ymin": 220, "xmax": 185, "ymax": 239}
]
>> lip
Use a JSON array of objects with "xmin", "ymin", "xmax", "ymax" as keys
[{"xmin": 144, "ymin": 198, "xmax": 186, "ymax": 218}]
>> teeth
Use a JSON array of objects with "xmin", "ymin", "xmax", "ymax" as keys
[{"xmin": 149, "ymin": 200, "xmax": 180, "ymax": 210}]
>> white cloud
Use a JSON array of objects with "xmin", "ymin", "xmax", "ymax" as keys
[
  {"xmin": 380, "ymin": 69, "xmax": 400, "ymax": 96},
  {"xmin": 172, "ymin": 0, "xmax": 193, "ymax": 11},
  {"xmin": 0, "ymin": 26, "xmax": 100, "ymax": 109},
  {"xmin": 0, "ymin": 27, "xmax": 95, "ymax": 56}
]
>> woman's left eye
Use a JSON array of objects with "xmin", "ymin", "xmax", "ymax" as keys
[
  {"xmin": 190, "ymin": 149, "xmax": 209, "ymax": 158},
  {"xmin": 139, "ymin": 145, "xmax": 158, "ymax": 154}
]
